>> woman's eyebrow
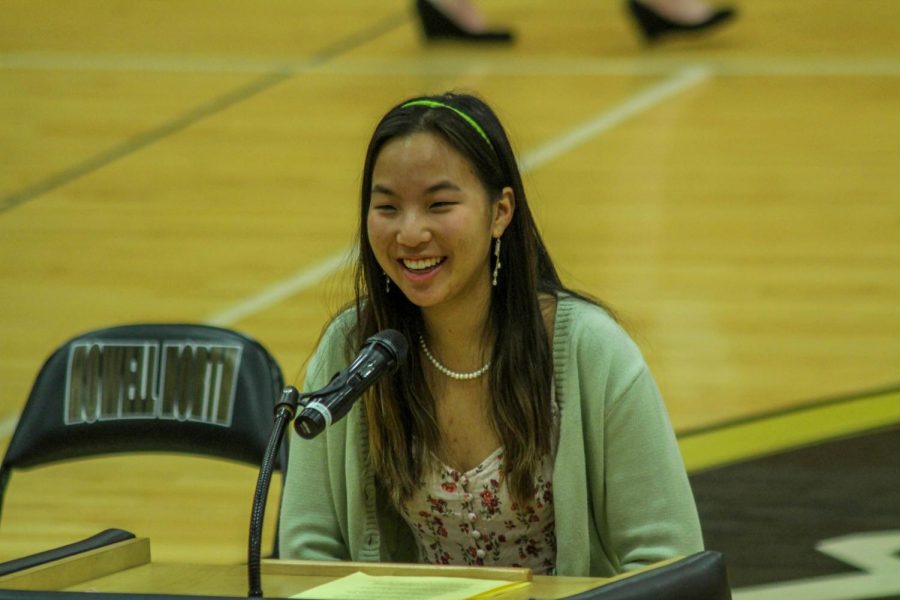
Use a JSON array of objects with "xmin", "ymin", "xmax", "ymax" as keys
[
  {"xmin": 371, "ymin": 183, "xmax": 396, "ymax": 196},
  {"xmin": 425, "ymin": 181, "xmax": 461, "ymax": 193},
  {"xmin": 372, "ymin": 181, "xmax": 461, "ymax": 195}
]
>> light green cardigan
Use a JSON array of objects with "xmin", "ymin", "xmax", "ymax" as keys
[{"xmin": 278, "ymin": 294, "xmax": 703, "ymax": 576}]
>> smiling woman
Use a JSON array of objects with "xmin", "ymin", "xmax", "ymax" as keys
[
  {"xmin": 278, "ymin": 92, "xmax": 703, "ymax": 577},
  {"xmin": 367, "ymin": 131, "xmax": 513, "ymax": 314}
]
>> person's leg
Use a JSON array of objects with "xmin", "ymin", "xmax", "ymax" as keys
[
  {"xmin": 627, "ymin": 0, "xmax": 736, "ymax": 41},
  {"xmin": 426, "ymin": 0, "xmax": 486, "ymax": 32},
  {"xmin": 414, "ymin": 0, "xmax": 514, "ymax": 42}
]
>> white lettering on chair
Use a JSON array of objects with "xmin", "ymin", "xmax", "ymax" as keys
[{"xmin": 65, "ymin": 341, "xmax": 242, "ymax": 427}]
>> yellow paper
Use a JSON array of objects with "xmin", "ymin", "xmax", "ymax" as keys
[{"xmin": 291, "ymin": 571, "xmax": 527, "ymax": 600}]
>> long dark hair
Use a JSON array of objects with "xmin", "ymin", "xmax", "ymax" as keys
[{"xmin": 355, "ymin": 92, "xmax": 571, "ymax": 505}]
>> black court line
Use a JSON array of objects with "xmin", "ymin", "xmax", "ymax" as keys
[
  {"xmin": 0, "ymin": 11, "xmax": 408, "ymax": 215},
  {"xmin": 675, "ymin": 381, "xmax": 900, "ymax": 438},
  {"xmin": 0, "ymin": 71, "xmax": 290, "ymax": 214}
]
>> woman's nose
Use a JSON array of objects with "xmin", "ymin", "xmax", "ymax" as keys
[{"xmin": 396, "ymin": 213, "xmax": 431, "ymax": 247}]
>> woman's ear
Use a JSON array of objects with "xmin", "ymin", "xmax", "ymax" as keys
[{"xmin": 492, "ymin": 186, "xmax": 516, "ymax": 237}]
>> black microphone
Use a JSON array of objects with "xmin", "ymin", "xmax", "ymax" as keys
[{"xmin": 294, "ymin": 329, "xmax": 407, "ymax": 439}]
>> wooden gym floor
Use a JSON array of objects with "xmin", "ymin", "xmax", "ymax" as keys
[{"xmin": 0, "ymin": 0, "xmax": 898, "ymax": 582}]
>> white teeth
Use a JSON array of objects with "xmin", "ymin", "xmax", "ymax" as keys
[{"xmin": 402, "ymin": 257, "xmax": 443, "ymax": 271}]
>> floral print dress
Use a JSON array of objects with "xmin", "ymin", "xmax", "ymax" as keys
[{"xmin": 399, "ymin": 403, "xmax": 560, "ymax": 574}]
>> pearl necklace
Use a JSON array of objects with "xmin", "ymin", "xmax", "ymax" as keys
[{"xmin": 418, "ymin": 335, "xmax": 491, "ymax": 380}]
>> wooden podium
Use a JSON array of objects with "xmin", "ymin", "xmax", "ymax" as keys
[{"xmin": 0, "ymin": 537, "xmax": 657, "ymax": 599}]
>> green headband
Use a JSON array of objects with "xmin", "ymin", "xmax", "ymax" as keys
[{"xmin": 402, "ymin": 99, "xmax": 493, "ymax": 148}]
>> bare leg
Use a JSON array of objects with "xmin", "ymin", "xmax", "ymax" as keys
[
  {"xmin": 426, "ymin": 0, "xmax": 486, "ymax": 32},
  {"xmin": 626, "ymin": 0, "xmax": 736, "ymax": 41},
  {"xmin": 636, "ymin": 0, "xmax": 717, "ymax": 24},
  {"xmin": 414, "ymin": 0, "xmax": 514, "ymax": 42}
]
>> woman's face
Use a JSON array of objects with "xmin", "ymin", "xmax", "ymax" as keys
[{"xmin": 367, "ymin": 132, "xmax": 513, "ymax": 314}]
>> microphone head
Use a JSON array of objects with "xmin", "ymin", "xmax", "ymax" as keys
[
  {"xmin": 368, "ymin": 329, "xmax": 408, "ymax": 364},
  {"xmin": 294, "ymin": 329, "xmax": 408, "ymax": 440}
]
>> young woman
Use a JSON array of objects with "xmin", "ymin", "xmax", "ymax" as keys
[{"xmin": 278, "ymin": 92, "xmax": 702, "ymax": 576}]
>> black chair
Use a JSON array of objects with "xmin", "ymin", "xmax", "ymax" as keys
[
  {"xmin": 0, "ymin": 324, "xmax": 288, "ymax": 555},
  {"xmin": 564, "ymin": 551, "xmax": 732, "ymax": 600}
]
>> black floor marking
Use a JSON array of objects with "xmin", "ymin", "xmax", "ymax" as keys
[{"xmin": 691, "ymin": 425, "xmax": 900, "ymax": 588}]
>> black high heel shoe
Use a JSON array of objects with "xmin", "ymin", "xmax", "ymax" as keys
[
  {"xmin": 626, "ymin": 0, "xmax": 736, "ymax": 43},
  {"xmin": 414, "ymin": 0, "xmax": 514, "ymax": 43}
]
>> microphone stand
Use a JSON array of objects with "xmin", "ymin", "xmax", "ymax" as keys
[
  {"xmin": 245, "ymin": 331, "xmax": 406, "ymax": 597},
  {"xmin": 247, "ymin": 386, "xmax": 302, "ymax": 598}
]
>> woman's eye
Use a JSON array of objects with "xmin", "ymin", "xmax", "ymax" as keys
[
  {"xmin": 372, "ymin": 204, "xmax": 396, "ymax": 212},
  {"xmin": 430, "ymin": 201, "xmax": 456, "ymax": 210}
]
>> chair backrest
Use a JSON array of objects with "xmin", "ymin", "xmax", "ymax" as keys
[
  {"xmin": 563, "ymin": 551, "xmax": 731, "ymax": 600},
  {"xmin": 0, "ymin": 324, "xmax": 287, "ymax": 530}
]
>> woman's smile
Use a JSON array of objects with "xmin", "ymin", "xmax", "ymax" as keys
[{"xmin": 400, "ymin": 256, "xmax": 447, "ymax": 281}]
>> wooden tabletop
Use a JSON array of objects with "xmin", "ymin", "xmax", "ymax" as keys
[{"xmin": 0, "ymin": 538, "xmax": 655, "ymax": 599}]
